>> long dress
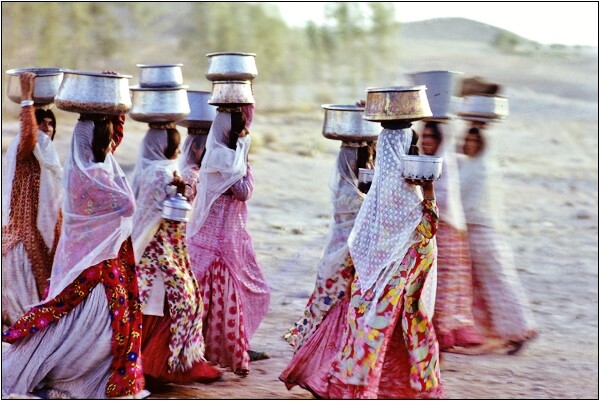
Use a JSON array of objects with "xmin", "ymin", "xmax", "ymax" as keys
[
  {"xmin": 2, "ymin": 119, "xmax": 147, "ymax": 399},
  {"xmin": 280, "ymin": 144, "xmax": 366, "ymax": 392},
  {"xmin": 428, "ymin": 122, "xmax": 484, "ymax": 350},
  {"xmin": 290, "ymin": 199, "xmax": 443, "ymax": 399},
  {"xmin": 1, "ymin": 105, "xmax": 62, "ymax": 329},
  {"xmin": 131, "ymin": 128, "xmax": 221, "ymax": 384},
  {"xmin": 188, "ymin": 165, "xmax": 270, "ymax": 375},
  {"xmin": 187, "ymin": 108, "xmax": 270, "ymax": 376},
  {"xmin": 458, "ymin": 148, "xmax": 537, "ymax": 346}
]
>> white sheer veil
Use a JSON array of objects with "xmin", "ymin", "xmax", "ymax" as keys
[
  {"xmin": 46, "ymin": 119, "xmax": 134, "ymax": 301},
  {"xmin": 2, "ymin": 127, "xmax": 63, "ymax": 250},
  {"xmin": 426, "ymin": 121, "xmax": 467, "ymax": 231},
  {"xmin": 178, "ymin": 133, "xmax": 208, "ymax": 177},
  {"xmin": 130, "ymin": 128, "xmax": 179, "ymax": 262},
  {"xmin": 187, "ymin": 111, "xmax": 251, "ymax": 237},
  {"xmin": 348, "ymin": 127, "xmax": 424, "ymax": 321}
]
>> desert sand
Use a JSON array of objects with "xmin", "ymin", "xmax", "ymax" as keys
[{"xmin": 1, "ymin": 40, "xmax": 598, "ymax": 399}]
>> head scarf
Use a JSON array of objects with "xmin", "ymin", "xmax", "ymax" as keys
[
  {"xmin": 2, "ymin": 122, "xmax": 63, "ymax": 251},
  {"xmin": 187, "ymin": 110, "xmax": 252, "ymax": 237},
  {"xmin": 130, "ymin": 128, "xmax": 179, "ymax": 262},
  {"xmin": 348, "ymin": 127, "xmax": 424, "ymax": 321},
  {"xmin": 178, "ymin": 133, "xmax": 208, "ymax": 176},
  {"xmin": 457, "ymin": 126, "xmax": 500, "ymax": 226},
  {"xmin": 419, "ymin": 121, "xmax": 467, "ymax": 231},
  {"xmin": 45, "ymin": 120, "xmax": 135, "ymax": 301}
]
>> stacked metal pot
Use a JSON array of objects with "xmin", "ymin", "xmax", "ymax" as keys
[
  {"xmin": 204, "ymin": 52, "xmax": 257, "ymax": 105},
  {"xmin": 129, "ymin": 63, "xmax": 190, "ymax": 124}
]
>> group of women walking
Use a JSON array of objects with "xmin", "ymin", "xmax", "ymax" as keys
[
  {"xmin": 2, "ymin": 72, "xmax": 269, "ymax": 398},
  {"xmin": 279, "ymin": 111, "xmax": 538, "ymax": 397},
  {"xmin": 1, "ymin": 71, "xmax": 537, "ymax": 399}
]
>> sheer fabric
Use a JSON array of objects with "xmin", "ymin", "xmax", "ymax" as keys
[
  {"xmin": 179, "ymin": 134, "xmax": 207, "ymax": 177},
  {"xmin": 348, "ymin": 128, "xmax": 423, "ymax": 321},
  {"xmin": 130, "ymin": 128, "xmax": 178, "ymax": 262},
  {"xmin": 458, "ymin": 132, "xmax": 537, "ymax": 343},
  {"xmin": 187, "ymin": 111, "xmax": 251, "ymax": 237},
  {"xmin": 45, "ymin": 120, "xmax": 135, "ymax": 301},
  {"xmin": 2, "ymin": 113, "xmax": 62, "ymax": 252},
  {"xmin": 429, "ymin": 122, "xmax": 467, "ymax": 230},
  {"xmin": 284, "ymin": 145, "xmax": 365, "ymax": 351}
]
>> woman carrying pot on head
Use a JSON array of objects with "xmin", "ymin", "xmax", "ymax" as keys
[
  {"xmin": 187, "ymin": 104, "xmax": 271, "ymax": 376},
  {"xmin": 280, "ymin": 138, "xmax": 376, "ymax": 393},
  {"xmin": 2, "ymin": 72, "xmax": 63, "ymax": 330},
  {"xmin": 2, "ymin": 105, "xmax": 149, "ymax": 399},
  {"xmin": 309, "ymin": 121, "xmax": 444, "ymax": 399},
  {"xmin": 130, "ymin": 123, "xmax": 223, "ymax": 386},
  {"xmin": 458, "ymin": 126, "xmax": 538, "ymax": 354},
  {"xmin": 420, "ymin": 120, "xmax": 485, "ymax": 351}
]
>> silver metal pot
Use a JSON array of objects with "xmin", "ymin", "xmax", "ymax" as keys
[
  {"xmin": 129, "ymin": 85, "xmax": 190, "ymax": 123},
  {"xmin": 401, "ymin": 155, "xmax": 443, "ymax": 181},
  {"xmin": 176, "ymin": 90, "xmax": 217, "ymax": 128},
  {"xmin": 407, "ymin": 70, "xmax": 464, "ymax": 119},
  {"xmin": 55, "ymin": 70, "xmax": 132, "ymax": 115},
  {"xmin": 6, "ymin": 67, "xmax": 64, "ymax": 105},
  {"xmin": 205, "ymin": 52, "xmax": 258, "ymax": 82},
  {"xmin": 208, "ymin": 81, "xmax": 254, "ymax": 105},
  {"xmin": 363, "ymin": 85, "xmax": 432, "ymax": 122},
  {"xmin": 162, "ymin": 192, "xmax": 192, "ymax": 222},
  {"xmin": 136, "ymin": 63, "xmax": 183, "ymax": 88},
  {"xmin": 458, "ymin": 95, "xmax": 509, "ymax": 121},
  {"xmin": 322, "ymin": 104, "xmax": 381, "ymax": 141}
]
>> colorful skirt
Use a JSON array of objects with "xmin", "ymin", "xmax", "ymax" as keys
[
  {"xmin": 2, "ymin": 238, "xmax": 146, "ymax": 399},
  {"xmin": 433, "ymin": 221, "xmax": 484, "ymax": 350},
  {"xmin": 137, "ymin": 219, "xmax": 221, "ymax": 383}
]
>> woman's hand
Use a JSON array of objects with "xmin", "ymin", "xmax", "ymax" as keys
[
  {"xmin": 19, "ymin": 72, "xmax": 35, "ymax": 101},
  {"xmin": 405, "ymin": 178, "xmax": 435, "ymax": 198},
  {"xmin": 355, "ymin": 99, "xmax": 366, "ymax": 107},
  {"xmin": 171, "ymin": 171, "xmax": 186, "ymax": 195}
]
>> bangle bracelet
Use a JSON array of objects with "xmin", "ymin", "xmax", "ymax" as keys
[
  {"xmin": 424, "ymin": 196, "xmax": 436, "ymax": 202},
  {"xmin": 21, "ymin": 100, "xmax": 34, "ymax": 107}
]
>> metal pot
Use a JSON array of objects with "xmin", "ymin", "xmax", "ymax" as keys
[
  {"xmin": 205, "ymin": 52, "xmax": 258, "ymax": 82},
  {"xmin": 129, "ymin": 85, "xmax": 190, "ymax": 123},
  {"xmin": 136, "ymin": 63, "xmax": 183, "ymax": 88},
  {"xmin": 162, "ymin": 192, "xmax": 192, "ymax": 222},
  {"xmin": 176, "ymin": 90, "xmax": 217, "ymax": 128},
  {"xmin": 321, "ymin": 104, "xmax": 381, "ymax": 141},
  {"xmin": 407, "ymin": 70, "xmax": 464, "ymax": 119},
  {"xmin": 55, "ymin": 70, "xmax": 132, "ymax": 115},
  {"xmin": 363, "ymin": 86, "xmax": 432, "ymax": 122},
  {"xmin": 401, "ymin": 155, "xmax": 443, "ymax": 181},
  {"xmin": 6, "ymin": 67, "xmax": 64, "ymax": 105},
  {"xmin": 208, "ymin": 80, "xmax": 254, "ymax": 105},
  {"xmin": 458, "ymin": 95, "xmax": 509, "ymax": 121}
]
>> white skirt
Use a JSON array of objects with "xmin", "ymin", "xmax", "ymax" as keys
[
  {"xmin": 2, "ymin": 284, "xmax": 113, "ymax": 399},
  {"xmin": 2, "ymin": 243, "xmax": 40, "ymax": 330}
]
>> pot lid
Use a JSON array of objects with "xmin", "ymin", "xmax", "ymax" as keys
[{"xmin": 163, "ymin": 193, "xmax": 191, "ymax": 211}]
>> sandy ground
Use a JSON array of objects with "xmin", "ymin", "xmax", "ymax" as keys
[{"xmin": 1, "ymin": 45, "xmax": 598, "ymax": 399}]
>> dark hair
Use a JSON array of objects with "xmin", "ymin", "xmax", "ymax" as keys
[
  {"xmin": 423, "ymin": 121, "xmax": 442, "ymax": 143},
  {"xmin": 357, "ymin": 141, "xmax": 377, "ymax": 170},
  {"xmin": 164, "ymin": 128, "xmax": 181, "ymax": 159},
  {"xmin": 228, "ymin": 111, "xmax": 247, "ymax": 150},
  {"xmin": 91, "ymin": 119, "xmax": 113, "ymax": 163},
  {"xmin": 464, "ymin": 127, "xmax": 485, "ymax": 154},
  {"xmin": 35, "ymin": 108, "xmax": 57, "ymax": 140},
  {"xmin": 409, "ymin": 129, "xmax": 420, "ymax": 155}
]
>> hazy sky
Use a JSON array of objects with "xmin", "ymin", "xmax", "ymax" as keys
[{"xmin": 274, "ymin": 1, "xmax": 599, "ymax": 47}]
